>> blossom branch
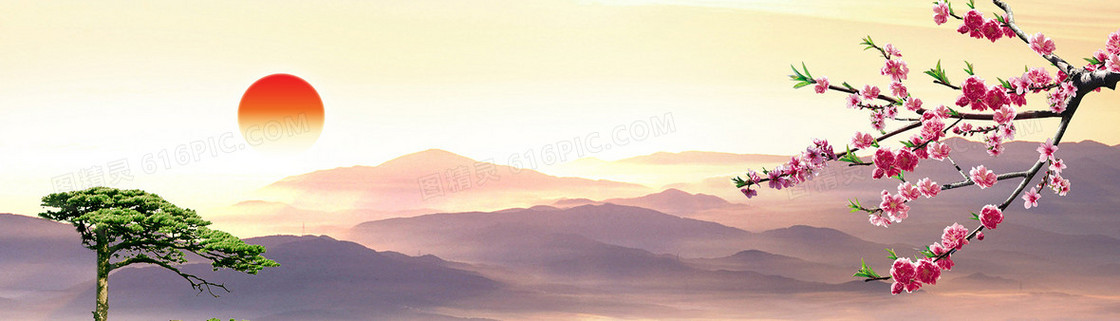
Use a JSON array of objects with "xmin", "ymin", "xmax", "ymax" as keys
[
  {"xmin": 935, "ymin": 79, "xmax": 1084, "ymax": 263},
  {"xmin": 992, "ymin": 0, "xmax": 1074, "ymax": 74},
  {"xmin": 940, "ymin": 171, "xmax": 1029, "ymax": 191}
]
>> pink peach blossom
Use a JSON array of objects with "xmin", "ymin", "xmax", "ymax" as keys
[
  {"xmin": 1029, "ymin": 32, "xmax": 1056, "ymax": 56},
  {"xmin": 905, "ymin": 97, "xmax": 922, "ymax": 111},
  {"xmin": 917, "ymin": 177, "xmax": 940, "ymax": 198},
  {"xmin": 970, "ymin": 165, "xmax": 998, "ymax": 189},
  {"xmin": 891, "ymin": 257, "xmax": 917, "ymax": 285},
  {"xmin": 915, "ymin": 259, "xmax": 942, "ymax": 285},
  {"xmin": 1025, "ymin": 67, "xmax": 1052, "ymax": 90},
  {"xmin": 992, "ymin": 105, "xmax": 1016, "ymax": 125},
  {"xmin": 1055, "ymin": 177, "xmax": 1070, "ymax": 196},
  {"xmin": 895, "ymin": 149, "xmax": 918, "ymax": 172},
  {"xmin": 891, "ymin": 81, "xmax": 908, "ymax": 98},
  {"xmin": 885, "ymin": 43, "xmax": 902, "ymax": 57},
  {"xmin": 1009, "ymin": 76, "xmax": 1028, "ymax": 95},
  {"xmin": 985, "ymin": 133, "xmax": 1004, "ymax": 157},
  {"xmin": 1107, "ymin": 29, "xmax": 1120, "ymax": 55},
  {"xmin": 1009, "ymin": 92, "xmax": 1026, "ymax": 106},
  {"xmin": 884, "ymin": 105, "xmax": 898, "ymax": 119},
  {"xmin": 1107, "ymin": 54, "xmax": 1120, "ymax": 73},
  {"xmin": 1037, "ymin": 139, "xmax": 1058, "ymax": 162},
  {"xmin": 862, "ymin": 85, "xmax": 881, "ymax": 101},
  {"xmin": 999, "ymin": 124, "xmax": 1016, "ymax": 141},
  {"xmin": 984, "ymin": 86, "xmax": 1010, "ymax": 110},
  {"xmin": 1049, "ymin": 158, "xmax": 1066, "ymax": 173},
  {"xmin": 870, "ymin": 111, "xmax": 886, "ymax": 131},
  {"xmin": 870, "ymin": 214, "xmax": 891, "ymax": 227},
  {"xmin": 1023, "ymin": 187, "xmax": 1041, "ymax": 209},
  {"xmin": 898, "ymin": 182, "xmax": 922, "ymax": 201},
  {"xmin": 891, "ymin": 281, "xmax": 906, "ymax": 295},
  {"xmin": 768, "ymin": 169, "xmax": 785, "ymax": 190},
  {"xmin": 981, "ymin": 19, "xmax": 1003, "ymax": 42},
  {"xmin": 961, "ymin": 76, "xmax": 987, "ymax": 100},
  {"xmin": 747, "ymin": 170, "xmax": 762, "ymax": 185},
  {"xmin": 846, "ymin": 93, "xmax": 861, "ymax": 109},
  {"xmin": 932, "ymin": 1, "xmax": 950, "ymax": 25},
  {"xmin": 930, "ymin": 242, "xmax": 954, "ymax": 271},
  {"xmin": 926, "ymin": 142, "xmax": 951, "ymax": 160},
  {"xmin": 815, "ymin": 77, "xmax": 830, "ymax": 94},
  {"xmin": 921, "ymin": 117, "xmax": 945, "ymax": 142},
  {"xmin": 942, "ymin": 223, "xmax": 969, "ymax": 250},
  {"xmin": 740, "ymin": 188, "xmax": 758, "ymax": 199},
  {"xmin": 852, "ymin": 132, "xmax": 876, "ymax": 149},
  {"xmin": 961, "ymin": 10, "xmax": 985, "ymax": 39},
  {"xmin": 882, "ymin": 59, "xmax": 909, "ymax": 82},
  {"xmin": 980, "ymin": 204, "xmax": 1003, "ymax": 230},
  {"xmin": 934, "ymin": 104, "xmax": 951, "ymax": 119},
  {"xmin": 880, "ymin": 191, "xmax": 910, "ymax": 222}
]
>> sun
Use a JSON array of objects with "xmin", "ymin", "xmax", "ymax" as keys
[{"xmin": 238, "ymin": 74, "xmax": 325, "ymax": 154}]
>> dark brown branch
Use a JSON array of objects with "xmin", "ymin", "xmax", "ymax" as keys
[
  {"xmin": 936, "ymin": 75, "xmax": 1085, "ymax": 263},
  {"xmin": 827, "ymin": 85, "xmax": 902, "ymax": 105},
  {"xmin": 112, "ymin": 255, "xmax": 229, "ymax": 297}
]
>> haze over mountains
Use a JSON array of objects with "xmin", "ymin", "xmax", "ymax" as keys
[
  {"xmin": 251, "ymin": 149, "xmax": 649, "ymax": 213},
  {"xmin": 4, "ymin": 138, "xmax": 1120, "ymax": 320}
]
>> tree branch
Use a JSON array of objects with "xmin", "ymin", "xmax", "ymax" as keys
[
  {"xmin": 993, "ymin": 0, "xmax": 1074, "ymax": 74},
  {"xmin": 935, "ymin": 78, "xmax": 1085, "ymax": 263},
  {"xmin": 112, "ymin": 255, "xmax": 229, "ymax": 297},
  {"xmin": 940, "ymin": 171, "xmax": 1030, "ymax": 191}
]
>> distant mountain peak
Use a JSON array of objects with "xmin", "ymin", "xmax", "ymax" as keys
[{"xmin": 388, "ymin": 148, "xmax": 476, "ymax": 163}]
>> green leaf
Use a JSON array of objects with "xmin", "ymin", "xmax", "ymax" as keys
[
  {"xmin": 732, "ymin": 177, "xmax": 748, "ymax": 188},
  {"xmin": 893, "ymin": 173, "xmax": 905, "ymax": 182},
  {"xmin": 1085, "ymin": 57, "xmax": 1103, "ymax": 65},
  {"xmin": 947, "ymin": 106, "xmax": 961, "ymax": 116},
  {"xmin": 852, "ymin": 258, "xmax": 882, "ymax": 279},
  {"xmin": 997, "ymin": 77, "xmax": 1012, "ymax": 90},
  {"xmin": 970, "ymin": 212, "xmax": 980, "ymax": 221},
  {"xmin": 995, "ymin": 14, "xmax": 1006, "ymax": 24},
  {"xmin": 793, "ymin": 81, "xmax": 813, "ymax": 89},
  {"xmin": 886, "ymin": 248, "xmax": 898, "ymax": 260},
  {"xmin": 871, "ymin": 140, "xmax": 880, "ymax": 148},
  {"xmin": 967, "ymin": 0, "xmax": 975, "ymax": 9},
  {"xmin": 919, "ymin": 245, "xmax": 936, "ymax": 258},
  {"xmin": 963, "ymin": 60, "xmax": 975, "ymax": 76},
  {"xmin": 848, "ymin": 199, "xmax": 861, "ymax": 212},
  {"xmin": 900, "ymin": 140, "xmax": 916, "ymax": 148},
  {"xmin": 802, "ymin": 62, "xmax": 814, "ymax": 80},
  {"xmin": 842, "ymin": 82, "xmax": 857, "ymax": 92},
  {"xmin": 860, "ymin": 35, "xmax": 877, "ymax": 51}
]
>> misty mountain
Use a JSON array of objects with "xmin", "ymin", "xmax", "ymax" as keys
[
  {"xmin": 0, "ymin": 213, "xmax": 90, "ymax": 293},
  {"xmin": 42, "ymin": 235, "xmax": 504, "ymax": 321},
  {"xmin": 254, "ymin": 149, "xmax": 649, "ymax": 213},
  {"xmin": 551, "ymin": 188, "xmax": 732, "ymax": 216},
  {"xmin": 686, "ymin": 250, "xmax": 845, "ymax": 283},
  {"xmin": 348, "ymin": 203, "xmax": 753, "ymax": 259}
]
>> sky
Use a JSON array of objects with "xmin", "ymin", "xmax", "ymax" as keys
[{"xmin": 1, "ymin": 0, "xmax": 1119, "ymax": 215}]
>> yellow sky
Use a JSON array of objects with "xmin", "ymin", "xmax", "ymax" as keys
[{"xmin": 1, "ymin": 0, "xmax": 1118, "ymax": 215}]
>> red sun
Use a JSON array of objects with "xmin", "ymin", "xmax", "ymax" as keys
[{"xmin": 238, "ymin": 74, "xmax": 325, "ymax": 153}]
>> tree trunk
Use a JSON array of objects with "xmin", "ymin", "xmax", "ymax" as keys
[{"xmin": 94, "ymin": 229, "xmax": 109, "ymax": 321}]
